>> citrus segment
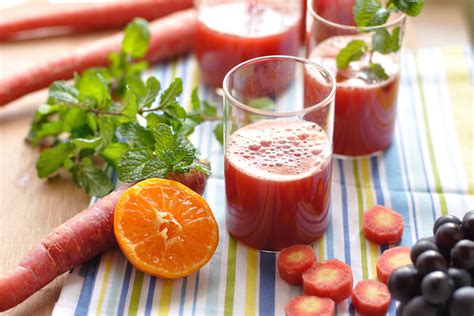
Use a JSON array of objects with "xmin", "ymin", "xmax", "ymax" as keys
[{"xmin": 114, "ymin": 178, "xmax": 219, "ymax": 279}]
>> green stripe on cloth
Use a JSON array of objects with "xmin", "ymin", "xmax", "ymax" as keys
[
  {"xmin": 224, "ymin": 237, "xmax": 237, "ymax": 315},
  {"xmin": 128, "ymin": 270, "xmax": 145, "ymax": 315},
  {"xmin": 413, "ymin": 52, "xmax": 448, "ymax": 215},
  {"xmin": 353, "ymin": 160, "xmax": 369, "ymax": 280}
]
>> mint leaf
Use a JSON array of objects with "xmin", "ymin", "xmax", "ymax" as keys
[
  {"xmin": 249, "ymin": 97, "xmax": 276, "ymax": 111},
  {"xmin": 35, "ymin": 121, "xmax": 63, "ymax": 139},
  {"xmin": 118, "ymin": 122, "xmax": 155, "ymax": 149},
  {"xmin": 145, "ymin": 112, "xmax": 166, "ymax": 129},
  {"xmin": 122, "ymin": 18, "xmax": 150, "ymax": 58},
  {"xmin": 75, "ymin": 70, "xmax": 110, "ymax": 109},
  {"xmin": 36, "ymin": 142, "xmax": 75, "ymax": 178},
  {"xmin": 152, "ymin": 124, "xmax": 175, "ymax": 164},
  {"xmin": 172, "ymin": 136, "xmax": 196, "ymax": 172},
  {"xmin": 191, "ymin": 160, "xmax": 211, "ymax": 177},
  {"xmin": 121, "ymin": 91, "xmax": 139, "ymax": 120},
  {"xmin": 101, "ymin": 142, "xmax": 129, "ymax": 168},
  {"xmin": 336, "ymin": 40, "xmax": 368, "ymax": 69},
  {"xmin": 117, "ymin": 148, "xmax": 169, "ymax": 182},
  {"xmin": 75, "ymin": 162, "xmax": 114, "ymax": 197},
  {"xmin": 372, "ymin": 27, "xmax": 400, "ymax": 54},
  {"xmin": 140, "ymin": 77, "xmax": 160, "ymax": 108},
  {"xmin": 47, "ymin": 81, "xmax": 79, "ymax": 105},
  {"xmin": 160, "ymin": 78, "xmax": 183, "ymax": 108},
  {"xmin": 392, "ymin": 0, "xmax": 424, "ymax": 16},
  {"xmin": 214, "ymin": 122, "xmax": 224, "ymax": 146},
  {"xmin": 353, "ymin": 0, "xmax": 382, "ymax": 26},
  {"xmin": 96, "ymin": 118, "xmax": 115, "ymax": 151},
  {"xmin": 72, "ymin": 137, "xmax": 101, "ymax": 149},
  {"xmin": 62, "ymin": 107, "xmax": 87, "ymax": 132},
  {"xmin": 191, "ymin": 88, "xmax": 201, "ymax": 111},
  {"xmin": 164, "ymin": 103, "xmax": 187, "ymax": 120},
  {"xmin": 369, "ymin": 62, "xmax": 390, "ymax": 81}
]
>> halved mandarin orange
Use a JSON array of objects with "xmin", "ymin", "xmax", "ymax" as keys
[{"xmin": 114, "ymin": 178, "xmax": 219, "ymax": 279}]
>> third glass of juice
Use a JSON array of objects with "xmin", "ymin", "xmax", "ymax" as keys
[
  {"xmin": 306, "ymin": 0, "xmax": 406, "ymax": 157},
  {"xmin": 223, "ymin": 56, "xmax": 336, "ymax": 251},
  {"xmin": 195, "ymin": 0, "xmax": 301, "ymax": 88}
]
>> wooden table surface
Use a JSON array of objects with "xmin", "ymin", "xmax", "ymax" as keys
[{"xmin": 0, "ymin": 1, "xmax": 470, "ymax": 315}]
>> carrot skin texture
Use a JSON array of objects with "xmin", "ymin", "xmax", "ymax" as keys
[
  {"xmin": 0, "ymin": 0, "xmax": 193, "ymax": 40},
  {"xmin": 0, "ymin": 184, "xmax": 130, "ymax": 312},
  {"xmin": 0, "ymin": 9, "xmax": 197, "ymax": 107}
]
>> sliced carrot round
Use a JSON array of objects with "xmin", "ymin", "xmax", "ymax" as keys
[
  {"xmin": 363, "ymin": 205, "xmax": 404, "ymax": 245},
  {"xmin": 302, "ymin": 259, "xmax": 353, "ymax": 304},
  {"xmin": 352, "ymin": 279, "xmax": 391, "ymax": 316},
  {"xmin": 278, "ymin": 245, "xmax": 316, "ymax": 285},
  {"xmin": 114, "ymin": 178, "xmax": 219, "ymax": 279},
  {"xmin": 376, "ymin": 246, "xmax": 412, "ymax": 284},
  {"xmin": 285, "ymin": 295, "xmax": 335, "ymax": 316}
]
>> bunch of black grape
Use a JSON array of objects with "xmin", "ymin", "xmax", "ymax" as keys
[{"xmin": 389, "ymin": 211, "xmax": 474, "ymax": 316}]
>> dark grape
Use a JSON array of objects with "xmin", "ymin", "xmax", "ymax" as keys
[
  {"xmin": 388, "ymin": 265, "xmax": 422, "ymax": 302},
  {"xmin": 415, "ymin": 250, "xmax": 448, "ymax": 275},
  {"xmin": 448, "ymin": 267, "xmax": 472, "ymax": 289},
  {"xmin": 420, "ymin": 271, "xmax": 455, "ymax": 304},
  {"xmin": 435, "ymin": 222, "xmax": 463, "ymax": 259},
  {"xmin": 448, "ymin": 287, "xmax": 474, "ymax": 316},
  {"xmin": 433, "ymin": 214, "xmax": 462, "ymax": 235},
  {"xmin": 462, "ymin": 210, "xmax": 474, "ymax": 240},
  {"xmin": 424, "ymin": 236, "xmax": 436, "ymax": 244},
  {"xmin": 451, "ymin": 239, "xmax": 474, "ymax": 269},
  {"xmin": 410, "ymin": 239, "xmax": 438, "ymax": 264},
  {"xmin": 396, "ymin": 302, "xmax": 405, "ymax": 316},
  {"xmin": 403, "ymin": 296, "xmax": 438, "ymax": 316}
]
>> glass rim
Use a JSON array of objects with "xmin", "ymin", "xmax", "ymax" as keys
[
  {"xmin": 222, "ymin": 55, "xmax": 336, "ymax": 118},
  {"xmin": 307, "ymin": 0, "xmax": 406, "ymax": 32}
]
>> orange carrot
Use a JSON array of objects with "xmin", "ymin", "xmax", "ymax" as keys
[
  {"xmin": 0, "ymin": 184, "xmax": 130, "ymax": 312},
  {"xmin": 0, "ymin": 0, "xmax": 193, "ymax": 41},
  {"xmin": 0, "ymin": 9, "xmax": 197, "ymax": 107}
]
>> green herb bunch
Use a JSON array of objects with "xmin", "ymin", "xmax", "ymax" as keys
[
  {"xmin": 336, "ymin": 0, "xmax": 424, "ymax": 80},
  {"xmin": 28, "ymin": 19, "xmax": 219, "ymax": 197}
]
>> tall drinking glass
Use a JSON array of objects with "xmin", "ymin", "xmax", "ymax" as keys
[
  {"xmin": 307, "ymin": 0, "xmax": 406, "ymax": 157},
  {"xmin": 195, "ymin": 0, "xmax": 301, "ymax": 88},
  {"xmin": 223, "ymin": 56, "xmax": 336, "ymax": 251}
]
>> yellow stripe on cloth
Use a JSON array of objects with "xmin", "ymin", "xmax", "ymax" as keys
[{"xmin": 442, "ymin": 47, "xmax": 474, "ymax": 195}]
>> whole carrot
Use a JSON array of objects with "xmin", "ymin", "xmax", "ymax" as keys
[
  {"xmin": 0, "ymin": 184, "xmax": 130, "ymax": 313},
  {"xmin": 0, "ymin": 9, "xmax": 197, "ymax": 107},
  {"xmin": 0, "ymin": 0, "xmax": 193, "ymax": 41}
]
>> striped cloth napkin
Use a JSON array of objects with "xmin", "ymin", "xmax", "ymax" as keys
[{"xmin": 53, "ymin": 46, "xmax": 473, "ymax": 316}]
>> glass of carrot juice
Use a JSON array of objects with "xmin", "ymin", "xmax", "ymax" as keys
[
  {"xmin": 195, "ymin": 0, "xmax": 301, "ymax": 88},
  {"xmin": 306, "ymin": 0, "xmax": 406, "ymax": 157},
  {"xmin": 223, "ymin": 56, "xmax": 336, "ymax": 251}
]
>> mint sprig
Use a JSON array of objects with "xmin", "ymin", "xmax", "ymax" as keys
[
  {"xmin": 336, "ymin": 0, "xmax": 424, "ymax": 80},
  {"xmin": 27, "ymin": 19, "xmax": 219, "ymax": 197}
]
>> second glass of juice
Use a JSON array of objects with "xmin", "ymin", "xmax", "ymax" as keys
[
  {"xmin": 195, "ymin": 0, "xmax": 301, "ymax": 88},
  {"xmin": 223, "ymin": 56, "xmax": 336, "ymax": 251},
  {"xmin": 307, "ymin": 0, "xmax": 406, "ymax": 157}
]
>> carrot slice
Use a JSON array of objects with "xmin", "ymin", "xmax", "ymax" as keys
[
  {"xmin": 363, "ymin": 205, "xmax": 404, "ymax": 245},
  {"xmin": 114, "ymin": 178, "xmax": 219, "ymax": 279},
  {"xmin": 302, "ymin": 259, "xmax": 353, "ymax": 304},
  {"xmin": 285, "ymin": 295, "xmax": 335, "ymax": 316},
  {"xmin": 376, "ymin": 246, "xmax": 412, "ymax": 284},
  {"xmin": 351, "ymin": 279, "xmax": 391, "ymax": 316},
  {"xmin": 278, "ymin": 245, "xmax": 316, "ymax": 285}
]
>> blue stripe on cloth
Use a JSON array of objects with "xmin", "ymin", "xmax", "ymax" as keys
[
  {"xmin": 74, "ymin": 256, "xmax": 100, "ymax": 316},
  {"xmin": 370, "ymin": 157, "xmax": 385, "ymax": 206},
  {"xmin": 337, "ymin": 160, "xmax": 352, "ymax": 266},
  {"xmin": 325, "ymin": 203, "xmax": 334, "ymax": 260},
  {"xmin": 191, "ymin": 271, "xmax": 200, "ymax": 316},
  {"xmin": 144, "ymin": 277, "xmax": 156, "ymax": 316},
  {"xmin": 117, "ymin": 262, "xmax": 133, "ymax": 315},
  {"xmin": 259, "ymin": 252, "xmax": 276, "ymax": 316},
  {"xmin": 178, "ymin": 278, "xmax": 187, "ymax": 316}
]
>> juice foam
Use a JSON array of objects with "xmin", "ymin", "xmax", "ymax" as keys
[{"xmin": 226, "ymin": 120, "xmax": 331, "ymax": 181}]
